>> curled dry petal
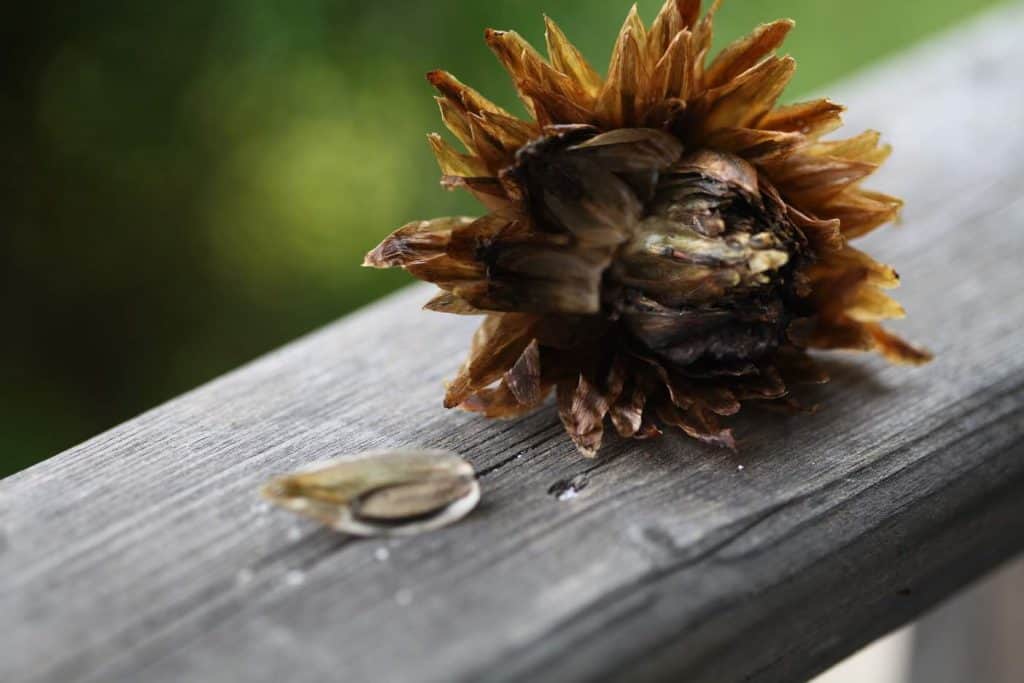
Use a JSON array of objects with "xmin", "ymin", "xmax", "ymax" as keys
[
  {"xmin": 545, "ymin": 15, "xmax": 603, "ymax": 100},
  {"xmin": 505, "ymin": 340, "xmax": 543, "ymax": 405},
  {"xmin": 705, "ymin": 19, "xmax": 795, "ymax": 89},
  {"xmin": 759, "ymin": 98, "xmax": 846, "ymax": 137},
  {"xmin": 557, "ymin": 374, "xmax": 612, "ymax": 458}
]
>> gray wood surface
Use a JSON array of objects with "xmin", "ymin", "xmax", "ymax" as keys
[{"xmin": 4, "ymin": 5, "xmax": 1024, "ymax": 682}]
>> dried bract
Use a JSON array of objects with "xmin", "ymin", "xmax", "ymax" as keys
[
  {"xmin": 366, "ymin": 1, "xmax": 931, "ymax": 456},
  {"xmin": 262, "ymin": 450, "xmax": 480, "ymax": 536}
]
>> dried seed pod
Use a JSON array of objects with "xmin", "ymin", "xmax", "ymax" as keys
[
  {"xmin": 261, "ymin": 450, "xmax": 480, "ymax": 536},
  {"xmin": 365, "ymin": 1, "xmax": 932, "ymax": 457}
]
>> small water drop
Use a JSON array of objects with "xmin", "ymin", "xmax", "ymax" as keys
[
  {"xmin": 374, "ymin": 547, "xmax": 390, "ymax": 562},
  {"xmin": 287, "ymin": 527, "xmax": 302, "ymax": 541},
  {"xmin": 395, "ymin": 588, "xmax": 413, "ymax": 606},
  {"xmin": 236, "ymin": 568, "xmax": 255, "ymax": 586},
  {"xmin": 737, "ymin": 465, "xmax": 745, "ymax": 471},
  {"xmin": 285, "ymin": 570, "xmax": 305, "ymax": 587},
  {"xmin": 548, "ymin": 475, "xmax": 589, "ymax": 502},
  {"xmin": 252, "ymin": 502, "xmax": 271, "ymax": 515}
]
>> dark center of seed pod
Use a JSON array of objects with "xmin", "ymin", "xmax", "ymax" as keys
[{"xmin": 511, "ymin": 127, "xmax": 812, "ymax": 375}]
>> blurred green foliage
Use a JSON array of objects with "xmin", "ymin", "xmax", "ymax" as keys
[{"xmin": 0, "ymin": 0, "xmax": 1004, "ymax": 476}]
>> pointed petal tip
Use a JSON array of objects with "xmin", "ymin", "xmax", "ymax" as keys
[
  {"xmin": 363, "ymin": 245, "xmax": 388, "ymax": 268},
  {"xmin": 721, "ymin": 433, "xmax": 739, "ymax": 452}
]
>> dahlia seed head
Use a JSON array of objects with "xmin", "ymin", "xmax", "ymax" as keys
[{"xmin": 365, "ymin": 0, "xmax": 932, "ymax": 456}]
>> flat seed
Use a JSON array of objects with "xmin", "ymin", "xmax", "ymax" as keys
[
  {"xmin": 352, "ymin": 476, "xmax": 477, "ymax": 523},
  {"xmin": 261, "ymin": 449, "xmax": 481, "ymax": 537}
]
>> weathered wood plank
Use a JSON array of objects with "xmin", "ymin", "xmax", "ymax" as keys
[{"xmin": 3, "ymin": 5, "xmax": 1024, "ymax": 682}]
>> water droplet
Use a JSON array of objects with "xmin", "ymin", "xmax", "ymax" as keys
[
  {"xmin": 252, "ymin": 502, "xmax": 271, "ymax": 515},
  {"xmin": 737, "ymin": 465, "xmax": 745, "ymax": 471},
  {"xmin": 548, "ymin": 475, "xmax": 589, "ymax": 502},
  {"xmin": 261, "ymin": 449, "xmax": 480, "ymax": 537},
  {"xmin": 236, "ymin": 568, "xmax": 255, "ymax": 586},
  {"xmin": 374, "ymin": 547, "xmax": 390, "ymax": 562},
  {"xmin": 395, "ymin": 588, "xmax": 413, "ymax": 606},
  {"xmin": 285, "ymin": 570, "xmax": 305, "ymax": 587},
  {"xmin": 287, "ymin": 527, "xmax": 302, "ymax": 541}
]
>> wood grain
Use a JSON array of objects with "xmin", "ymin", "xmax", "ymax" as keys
[{"xmin": 3, "ymin": 5, "xmax": 1024, "ymax": 682}]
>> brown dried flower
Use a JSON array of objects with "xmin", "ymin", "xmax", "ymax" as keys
[{"xmin": 365, "ymin": 0, "xmax": 931, "ymax": 456}]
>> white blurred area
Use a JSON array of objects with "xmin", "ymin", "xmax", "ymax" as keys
[
  {"xmin": 814, "ymin": 556, "xmax": 1024, "ymax": 683},
  {"xmin": 813, "ymin": 627, "xmax": 913, "ymax": 683}
]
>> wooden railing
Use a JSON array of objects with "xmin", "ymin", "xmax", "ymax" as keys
[{"xmin": 3, "ymin": 4, "xmax": 1024, "ymax": 682}]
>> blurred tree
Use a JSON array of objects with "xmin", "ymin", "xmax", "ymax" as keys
[{"xmin": 0, "ymin": 0, "xmax": 1005, "ymax": 475}]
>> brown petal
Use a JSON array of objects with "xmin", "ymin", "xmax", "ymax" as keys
[
  {"xmin": 444, "ymin": 212, "xmax": 520, "ymax": 263},
  {"xmin": 532, "ymin": 159, "xmax": 642, "ymax": 247},
  {"xmin": 635, "ymin": 412, "xmax": 665, "ymax": 440},
  {"xmin": 568, "ymin": 128, "xmax": 684, "ymax": 172},
  {"xmin": 647, "ymin": 0, "xmax": 681, "ymax": 64},
  {"xmin": 544, "ymin": 15, "xmax": 603, "ymax": 99},
  {"xmin": 474, "ymin": 111, "xmax": 540, "ymax": 151},
  {"xmin": 610, "ymin": 384, "xmax": 646, "ymax": 438},
  {"xmin": 865, "ymin": 324, "xmax": 934, "ymax": 366},
  {"xmin": 786, "ymin": 203, "xmax": 844, "ymax": 253},
  {"xmin": 648, "ymin": 29, "xmax": 695, "ymax": 105},
  {"xmin": 676, "ymin": 0, "xmax": 703, "ymax": 30},
  {"xmin": 423, "ymin": 291, "xmax": 487, "ymax": 315},
  {"xmin": 775, "ymin": 349, "xmax": 831, "ymax": 385},
  {"xmin": 704, "ymin": 127, "xmax": 803, "ymax": 163},
  {"xmin": 658, "ymin": 402, "xmax": 737, "ymax": 450},
  {"xmin": 675, "ymin": 149, "xmax": 761, "ymax": 198},
  {"xmin": 517, "ymin": 81, "xmax": 595, "ymax": 127},
  {"xmin": 406, "ymin": 254, "xmax": 485, "ymax": 286},
  {"xmin": 769, "ymin": 154, "xmax": 878, "ymax": 205},
  {"xmin": 452, "ymin": 275, "xmax": 604, "ymax": 315},
  {"xmin": 436, "ymin": 96, "xmax": 474, "ymax": 151},
  {"xmin": 663, "ymin": 373, "xmax": 740, "ymax": 417},
  {"xmin": 504, "ymin": 339, "xmax": 542, "ymax": 405},
  {"xmin": 486, "ymin": 29, "xmax": 589, "ymax": 124},
  {"xmin": 843, "ymin": 286, "xmax": 906, "ymax": 323},
  {"xmin": 596, "ymin": 6, "xmax": 649, "ymax": 126},
  {"xmin": 758, "ymin": 98, "xmax": 845, "ymax": 137},
  {"xmin": 705, "ymin": 19, "xmax": 794, "ymax": 89},
  {"xmin": 810, "ymin": 130, "xmax": 891, "ymax": 165},
  {"xmin": 490, "ymin": 245, "xmax": 610, "ymax": 313},
  {"xmin": 692, "ymin": 384, "xmax": 741, "ymax": 416},
  {"xmin": 806, "ymin": 246, "xmax": 900, "ymax": 289},
  {"xmin": 428, "ymin": 133, "xmax": 490, "ymax": 178},
  {"xmin": 557, "ymin": 374, "xmax": 612, "ymax": 458},
  {"xmin": 461, "ymin": 380, "xmax": 549, "ymax": 419},
  {"xmin": 808, "ymin": 321, "xmax": 875, "ymax": 352},
  {"xmin": 465, "ymin": 115, "xmax": 512, "ymax": 171},
  {"xmin": 445, "ymin": 314, "xmax": 540, "ymax": 408},
  {"xmin": 733, "ymin": 366, "xmax": 788, "ymax": 401},
  {"xmin": 427, "ymin": 70, "xmax": 512, "ymax": 119},
  {"xmin": 440, "ymin": 176, "xmax": 515, "ymax": 212},
  {"xmin": 700, "ymin": 56, "xmax": 796, "ymax": 133},
  {"xmin": 820, "ymin": 189, "xmax": 904, "ymax": 239},
  {"xmin": 364, "ymin": 216, "xmax": 472, "ymax": 268},
  {"xmin": 692, "ymin": 0, "xmax": 724, "ymax": 71}
]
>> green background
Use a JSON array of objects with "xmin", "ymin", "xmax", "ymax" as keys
[{"xmin": 0, "ymin": 0, "xmax": 1005, "ymax": 476}]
